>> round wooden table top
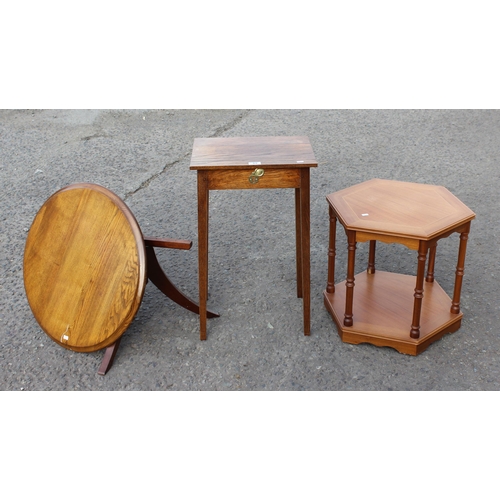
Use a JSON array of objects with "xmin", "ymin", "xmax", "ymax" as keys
[{"xmin": 24, "ymin": 183, "xmax": 147, "ymax": 352}]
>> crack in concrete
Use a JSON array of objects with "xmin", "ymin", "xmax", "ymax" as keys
[
  {"xmin": 81, "ymin": 132, "xmax": 110, "ymax": 141},
  {"xmin": 123, "ymin": 110, "xmax": 251, "ymax": 201},
  {"xmin": 210, "ymin": 109, "xmax": 251, "ymax": 137},
  {"xmin": 123, "ymin": 154, "xmax": 189, "ymax": 201}
]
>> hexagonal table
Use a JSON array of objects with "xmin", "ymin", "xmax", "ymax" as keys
[{"xmin": 323, "ymin": 179, "xmax": 475, "ymax": 355}]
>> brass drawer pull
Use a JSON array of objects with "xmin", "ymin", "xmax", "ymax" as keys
[{"xmin": 249, "ymin": 168, "xmax": 265, "ymax": 184}]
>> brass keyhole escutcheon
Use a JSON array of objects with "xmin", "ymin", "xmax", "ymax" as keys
[{"xmin": 249, "ymin": 168, "xmax": 265, "ymax": 184}]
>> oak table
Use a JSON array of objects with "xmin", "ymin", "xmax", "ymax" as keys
[
  {"xmin": 323, "ymin": 179, "xmax": 475, "ymax": 355},
  {"xmin": 24, "ymin": 183, "xmax": 217, "ymax": 375},
  {"xmin": 190, "ymin": 136, "xmax": 318, "ymax": 340}
]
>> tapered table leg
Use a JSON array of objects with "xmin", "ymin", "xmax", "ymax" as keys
[
  {"xmin": 197, "ymin": 171, "xmax": 209, "ymax": 340},
  {"xmin": 300, "ymin": 169, "xmax": 311, "ymax": 335},
  {"xmin": 410, "ymin": 241, "xmax": 428, "ymax": 339},
  {"xmin": 295, "ymin": 188, "xmax": 303, "ymax": 298},
  {"xmin": 326, "ymin": 206, "xmax": 336, "ymax": 293},
  {"xmin": 344, "ymin": 230, "xmax": 356, "ymax": 327},
  {"xmin": 451, "ymin": 222, "xmax": 471, "ymax": 314}
]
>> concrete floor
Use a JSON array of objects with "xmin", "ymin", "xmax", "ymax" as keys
[{"xmin": 1, "ymin": 109, "xmax": 499, "ymax": 390}]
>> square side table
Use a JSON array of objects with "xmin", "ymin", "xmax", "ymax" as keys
[
  {"xmin": 323, "ymin": 179, "xmax": 475, "ymax": 355},
  {"xmin": 190, "ymin": 136, "xmax": 318, "ymax": 340}
]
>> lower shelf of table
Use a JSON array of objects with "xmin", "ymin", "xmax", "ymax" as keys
[{"xmin": 323, "ymin": 270, "xmax": 463, "ymax": 355}]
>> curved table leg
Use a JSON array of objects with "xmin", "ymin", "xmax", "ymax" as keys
[
  {"xmin": 146, "ymin": 246, "xmax": 219, "ymax": 318},
  {"xmin": 98, "ymin": 338, "xmax": 121, "ymax": 376}
]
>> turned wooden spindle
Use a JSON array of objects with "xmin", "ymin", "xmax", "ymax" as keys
[
  {"xmin": 426, "ymin": 242, "xmax": 437, "ymax": 283},
  {"xmin": 367, "ymin": 240, "xmax": 376, "ymax": 274},
  {"xmin": 344, "ymin": 230, "xmax": 357, "ymax": 327},
  {"xmin": 410, "ymin": 241, "xmax": 428, "ymax": 339},
  {"xmin": 451, "ymin": 223, "xmax": 471, "ymax": 314},
  {"xmin": 326, "ymin": 206, "xmax": 336, "ymax": 293}
]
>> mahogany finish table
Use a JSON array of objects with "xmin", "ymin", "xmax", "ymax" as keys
[
  {"xmin": 323, "ymin": 179, "xmax": 475, "ymax": 355},
  {"xmin": 190, "ymin": 136, "xmax": 318, "ymax": 340}
]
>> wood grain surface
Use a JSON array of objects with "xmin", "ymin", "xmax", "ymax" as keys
[
  {"xmin": 24, "ymin": 184, "xmax": 147, "ymax": 352},
  {"xmin": 190, "ymin": 136, "xmax": 318, "ymax": 169},
  {"xmin": 191, "ymin": 136, "xmax": 317, "ymax": 340},
  {"xmin": 207, "ymin": 168, "xmax": 301, "ymax": 190},
  {"xmin": 323, "ymin": 271, "xmax": 463, "ymax": 355},
  {"xmin": 327, "ymin": 178, "xmax": 475, "ymax": 241}
]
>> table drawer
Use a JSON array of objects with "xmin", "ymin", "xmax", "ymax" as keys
[{"xmin": 207, "ymin": 168, "xmax": 301, "ymax": 190}]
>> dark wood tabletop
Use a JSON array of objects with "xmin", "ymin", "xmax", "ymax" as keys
[{"xmin": 190, "ymin": 136, "xmax": 317, "ymax": 170}]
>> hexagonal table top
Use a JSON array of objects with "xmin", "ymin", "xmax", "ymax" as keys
[{"xmin": 326, "ymin": 179, "xmax": 475, "ymax": 240}]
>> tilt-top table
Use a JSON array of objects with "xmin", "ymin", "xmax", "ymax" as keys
[
  {"xmin": 23, "ymin": 183, "xmax": 217, "ymax": 375},
  {"xmin": 190, "ymin": 136, "xmax": 318, "ymax": 340},
  {"xmin": 323, "ymin": 179, "xmax": 475, "ymax": 355}
]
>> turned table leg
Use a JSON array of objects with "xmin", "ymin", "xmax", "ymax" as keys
[
  {"xmin": 344, "ymin": 230, "xmax": 356, "ymax": 327},
  {"xmin": 367, "ymin": 240, "xmax": 376, "ymax": 274},
  {"xmin": 426, "ymin": 242, "xmax": 437, "ymax": 283},
  {"xmin": 326, "ymin": 206, "xmax": 336, "ymax": 294},
  {"xmin": 410, "ymin": 241, "xmax": 428, "ymax": 339},
  {"xmin": 451, "ymin": 222, "xmax": 471, "ymax": 314}
]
